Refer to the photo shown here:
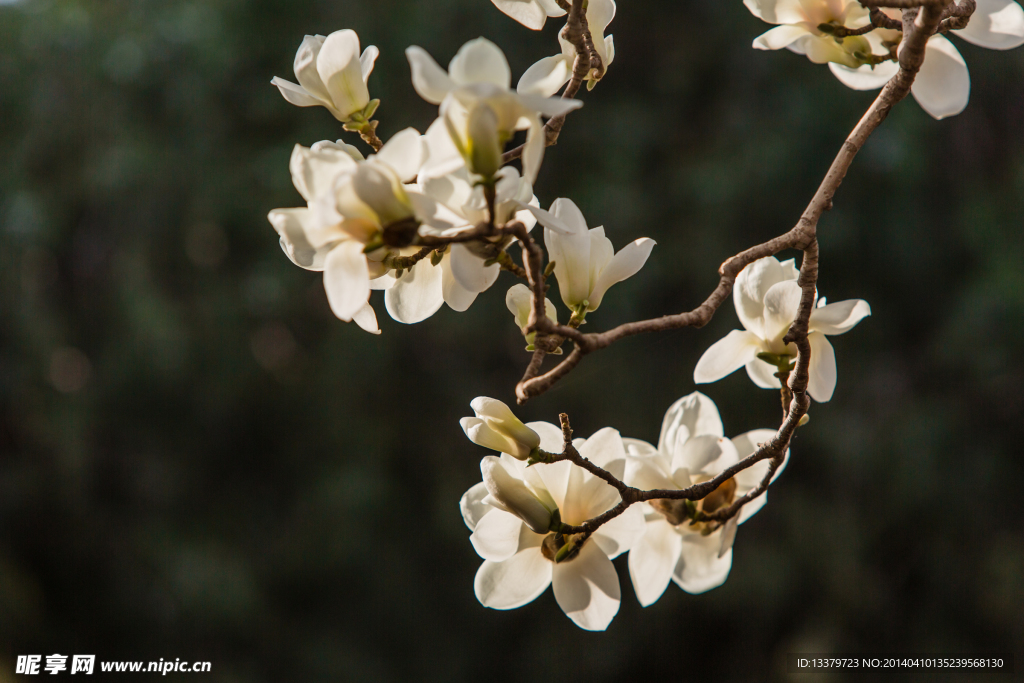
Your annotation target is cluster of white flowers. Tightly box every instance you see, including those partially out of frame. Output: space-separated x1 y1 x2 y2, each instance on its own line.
746 0 1024 119
459 392 787 630
264 0 1016 632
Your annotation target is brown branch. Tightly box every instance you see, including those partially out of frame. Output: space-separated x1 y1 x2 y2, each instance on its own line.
513 0 947 404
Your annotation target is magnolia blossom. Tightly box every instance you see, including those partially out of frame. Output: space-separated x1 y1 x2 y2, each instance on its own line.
460 397 541 460
267 129 430 329
624 392 788 605
406 38 582 182
518 0 617 95
693 256 870 402
461 422 644 630
490 0 566 29
525 198 655 315
272 30 379 122
828 1 1024 119
746 0 1024 119
506 284 560 352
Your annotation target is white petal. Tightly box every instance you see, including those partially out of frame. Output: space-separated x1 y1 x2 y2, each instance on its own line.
460 481 492 530
693 330 763 384
475 544 552 610
621 437 659 458
829 61 899 91
588 237 656 311
552 542 621 631
322 240 370 321
587 0 617 33
910 35 970 120
628 520 684 607
406 46 455 104
317 30 369 118
732 428 789 524
352 301 382 335
591 503 645 559
359 45 379 82
745 357 783 389
954 0 1024 49
743 0 807 23
658 391 725 456
271 77 325 108
481 456 553 534
470 508 524 561
268 208 331 271
518 55 571 97
623 453 676 491
672 435 735 479
289 143 358 204
673 532 733 594
375 128 426 182
385 260 445 324
807 332 837 402
516 93 584 119
761 280 803 344
491 0 549 29
577 426 626 469
753 24 812 51
520 115 546 185
448 38 511 90
449 244 500 293
441 256 479 312
809 298 871 335
525 420 566 453
733 256 792 337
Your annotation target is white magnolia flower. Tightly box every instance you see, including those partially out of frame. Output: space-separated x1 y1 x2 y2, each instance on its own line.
693 256 870 402
746 0 1024 120
518 0 617 95
828 2 1024 119
461 397 542 460
624 392 788 605
272 30 379 122
267 130 432 328
506 284 560 352
406 38 582 182
461 423 645 630
525 198 655 315
491 0 566 29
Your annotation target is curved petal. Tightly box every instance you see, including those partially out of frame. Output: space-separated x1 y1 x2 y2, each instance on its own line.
753 24 812 50
291 35 330 100
744 357 783 389
624 453 675 491
323 240 370 321
910 35 970 120
628 520 684 607
807 332 837 402
591 504 645 559
588 237 656 311
492 0 549 29
359 45 379 82
271 77 324 108
449 244 500 293
954 0 1024 49
441 256 479 312
621 437 659 458
552 541 621 631
481 456 553 534
577 426 626 469
536 0 568 15
693 330 763 384
525 420 567 453
352 301 381 335
809 298 871 335
384 261 444 324
470 508 524 561
460 481 492 530
289 143 358 204
672 435 736 479
673 533 733 594
520 115 546 184
406 46 455 104
475 545 552 610
517 54 572 97
743 0 807 23
448 38 511 90
829 60 899 91
732 428 788 484
317 30 369 118
733 256 792 337
587 0 616 33
375 128 425 182
268 208 331 271
761 280 803 345
658 391 725 456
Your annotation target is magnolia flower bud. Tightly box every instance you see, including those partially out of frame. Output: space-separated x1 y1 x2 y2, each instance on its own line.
460 397 541 460
506 284 559 350
465 104 503 179
480 456 554 534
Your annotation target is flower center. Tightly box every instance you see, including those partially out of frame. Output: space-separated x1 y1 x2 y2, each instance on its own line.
540 532 583 563
650 477 738 531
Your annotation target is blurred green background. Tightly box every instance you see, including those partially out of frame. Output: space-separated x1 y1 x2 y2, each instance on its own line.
2 0 1023 680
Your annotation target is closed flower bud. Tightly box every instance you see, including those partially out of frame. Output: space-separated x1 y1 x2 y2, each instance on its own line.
480 456 554 533
460 396 541 460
